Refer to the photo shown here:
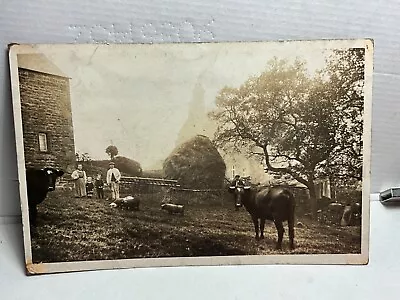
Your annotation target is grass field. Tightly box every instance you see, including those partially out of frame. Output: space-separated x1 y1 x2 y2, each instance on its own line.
30 189 361 263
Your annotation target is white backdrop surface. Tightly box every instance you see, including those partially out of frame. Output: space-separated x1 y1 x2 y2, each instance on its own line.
0 0 399 298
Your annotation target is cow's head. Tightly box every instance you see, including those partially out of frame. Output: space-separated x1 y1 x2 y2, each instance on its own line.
229 185 251 208
41 167 64 191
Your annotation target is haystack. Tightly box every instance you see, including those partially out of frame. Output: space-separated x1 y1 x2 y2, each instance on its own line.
163 135 226 189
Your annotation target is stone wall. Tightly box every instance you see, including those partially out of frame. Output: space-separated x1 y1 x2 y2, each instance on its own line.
18 68 76 173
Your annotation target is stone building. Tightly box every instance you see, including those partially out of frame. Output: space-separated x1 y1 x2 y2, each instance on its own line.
17 53 76 174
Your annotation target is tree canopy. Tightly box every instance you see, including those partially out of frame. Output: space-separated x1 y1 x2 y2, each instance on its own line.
317 48 365 187
105 145 119 160
76 151 92 163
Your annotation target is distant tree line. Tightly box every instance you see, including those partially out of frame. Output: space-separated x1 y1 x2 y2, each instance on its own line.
75 145 142 177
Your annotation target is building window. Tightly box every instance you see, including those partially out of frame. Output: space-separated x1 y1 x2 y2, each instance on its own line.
38 133 48 152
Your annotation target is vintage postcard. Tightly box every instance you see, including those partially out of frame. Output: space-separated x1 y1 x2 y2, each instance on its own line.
8 39 373 275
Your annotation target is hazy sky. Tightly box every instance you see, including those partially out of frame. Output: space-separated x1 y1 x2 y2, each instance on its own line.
35 41 335 169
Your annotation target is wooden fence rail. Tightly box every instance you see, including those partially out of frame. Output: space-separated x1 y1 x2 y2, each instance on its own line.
120 176 180 187
119 176 229 204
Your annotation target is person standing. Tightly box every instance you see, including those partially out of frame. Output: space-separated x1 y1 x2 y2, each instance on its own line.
230 174 244 188
106 161 121 201
94 173 105 199
71 164 87 198
86 176 94 198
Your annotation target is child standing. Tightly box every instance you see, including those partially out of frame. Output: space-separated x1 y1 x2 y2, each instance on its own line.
95 174 105 199
86 176 94 198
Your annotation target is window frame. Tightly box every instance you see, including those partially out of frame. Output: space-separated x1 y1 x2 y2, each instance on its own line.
38 132 50 153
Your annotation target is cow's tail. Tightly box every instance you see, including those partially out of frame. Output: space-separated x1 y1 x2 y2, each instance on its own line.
285 189 296 249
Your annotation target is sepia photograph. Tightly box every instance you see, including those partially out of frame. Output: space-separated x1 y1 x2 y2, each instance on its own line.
8 39 372 275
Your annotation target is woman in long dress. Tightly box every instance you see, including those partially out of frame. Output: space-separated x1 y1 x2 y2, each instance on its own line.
71 164 87 198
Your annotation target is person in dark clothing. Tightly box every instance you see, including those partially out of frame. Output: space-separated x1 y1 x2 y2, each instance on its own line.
95 174 105 199
86 176 94 198
230 174 245 188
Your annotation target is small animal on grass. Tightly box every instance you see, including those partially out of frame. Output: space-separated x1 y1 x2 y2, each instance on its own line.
230 184 296 250
161 203 184 215
25 167 64 227
110 195 140 210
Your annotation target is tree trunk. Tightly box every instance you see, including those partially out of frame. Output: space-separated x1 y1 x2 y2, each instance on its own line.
308 182 318 220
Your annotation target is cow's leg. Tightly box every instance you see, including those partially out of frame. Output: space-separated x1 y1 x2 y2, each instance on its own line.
288 214 295 250
252 217 260 240
259 218 266 239
273 219 284 250
29 204 37 227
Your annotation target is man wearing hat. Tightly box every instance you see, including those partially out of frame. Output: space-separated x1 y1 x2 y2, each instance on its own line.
106 161 121 201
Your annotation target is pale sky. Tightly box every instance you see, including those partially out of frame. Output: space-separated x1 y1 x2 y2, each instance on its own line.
35 41 335 170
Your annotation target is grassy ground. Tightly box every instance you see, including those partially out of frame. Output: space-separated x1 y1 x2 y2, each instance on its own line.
30 189 361 263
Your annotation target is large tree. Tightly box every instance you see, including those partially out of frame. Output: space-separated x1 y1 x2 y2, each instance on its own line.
210 52 365 219
105 145 119 160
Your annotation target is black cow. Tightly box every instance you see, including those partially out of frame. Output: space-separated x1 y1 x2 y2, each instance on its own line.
25 167 64 227
230 184 296 250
